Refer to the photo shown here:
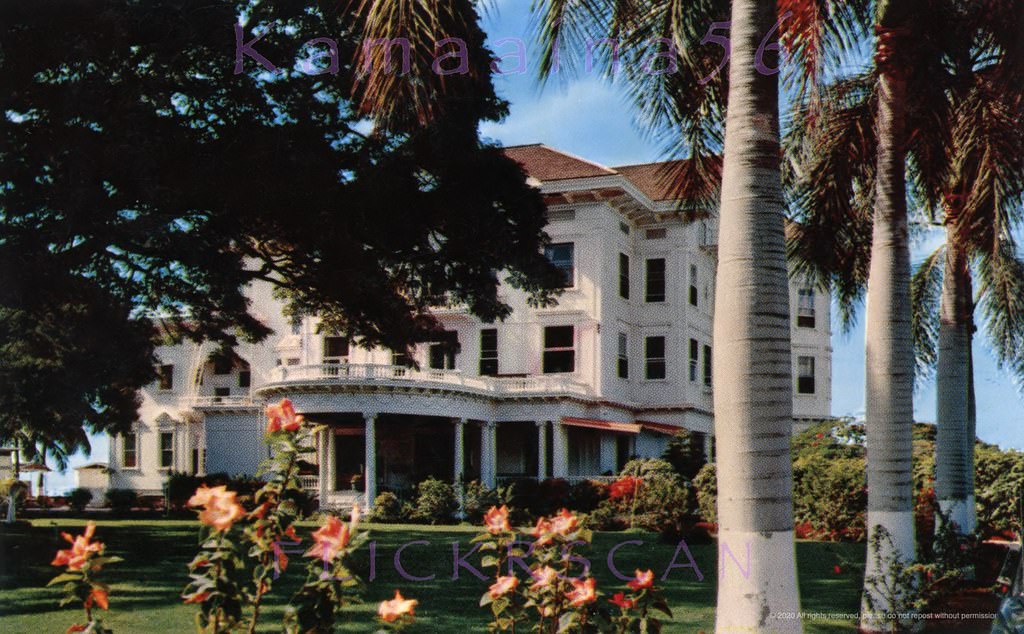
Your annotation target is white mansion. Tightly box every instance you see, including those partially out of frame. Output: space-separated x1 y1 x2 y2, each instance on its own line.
107 145 832 509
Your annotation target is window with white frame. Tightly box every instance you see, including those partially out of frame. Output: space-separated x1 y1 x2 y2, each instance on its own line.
544 243 575 288
159 432 174 469
703 344 712 387
645 258 666 303
689 264 699 306
619 253 630 299
617 332 629 379
645 336 666 380
428 331 458 370
122 431 138 469
797 356 816 394
797 288 816 328
323 336 349 363
543 326 575 374
479 329 498 376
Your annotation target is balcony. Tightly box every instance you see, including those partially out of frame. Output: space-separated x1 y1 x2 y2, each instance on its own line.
261 364 594 399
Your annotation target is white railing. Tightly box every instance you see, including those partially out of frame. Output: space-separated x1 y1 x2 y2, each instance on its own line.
299 475 320 491
189 395 255 408
266 364 594 398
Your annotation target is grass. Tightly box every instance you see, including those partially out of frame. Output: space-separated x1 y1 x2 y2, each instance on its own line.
0 519 865 633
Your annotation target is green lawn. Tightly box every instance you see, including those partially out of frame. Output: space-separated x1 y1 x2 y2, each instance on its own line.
0 519 864 633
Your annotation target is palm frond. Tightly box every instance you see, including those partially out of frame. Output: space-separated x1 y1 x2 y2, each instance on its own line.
784 73 877 331
910 245 945 381
976 235 1024 382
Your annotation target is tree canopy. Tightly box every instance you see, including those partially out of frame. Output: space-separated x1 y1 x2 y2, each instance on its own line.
0 0 563 453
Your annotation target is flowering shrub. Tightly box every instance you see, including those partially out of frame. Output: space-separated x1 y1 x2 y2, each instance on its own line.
475 505 672 633
174 398 412 633
49 521 122 634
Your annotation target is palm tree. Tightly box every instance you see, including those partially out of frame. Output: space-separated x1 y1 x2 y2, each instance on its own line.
787 2 1024 626
911 66 1024 536
528 0 808 628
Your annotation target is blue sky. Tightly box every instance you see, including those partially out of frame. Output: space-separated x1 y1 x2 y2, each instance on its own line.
40 5 1021 493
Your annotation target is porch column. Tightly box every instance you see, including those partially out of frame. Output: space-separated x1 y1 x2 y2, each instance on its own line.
363 412 378 509
326 426 336 493
551 420 569 478
481 421 497 488
703 433 714 463
318 428 329 510
535 421 549 480
454 418 466 516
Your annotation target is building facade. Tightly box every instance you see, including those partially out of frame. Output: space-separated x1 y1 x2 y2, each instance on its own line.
107 145 832 508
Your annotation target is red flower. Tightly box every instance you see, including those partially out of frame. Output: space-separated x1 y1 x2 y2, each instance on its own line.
484 505 511 535
183 591 211 604
266 398 303 433
815 432 824 439
187 485 244 532
66 625 88 634
609 476 643 500
530 566 558 590
833 565 841 574
609 592 636 610
627 569 654 591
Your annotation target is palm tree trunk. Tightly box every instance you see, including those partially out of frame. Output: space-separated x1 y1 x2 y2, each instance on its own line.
935 235 973 534
712 1 800 631
965 333 977 534
860 16 916 631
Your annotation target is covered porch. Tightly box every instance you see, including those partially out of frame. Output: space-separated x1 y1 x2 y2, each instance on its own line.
308 414 655 510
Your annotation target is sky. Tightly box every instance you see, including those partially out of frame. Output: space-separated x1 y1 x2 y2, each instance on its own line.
39 5 1021 494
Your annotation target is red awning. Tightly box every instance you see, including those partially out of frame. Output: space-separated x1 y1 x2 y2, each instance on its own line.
561 417 640 434
636 421 682 435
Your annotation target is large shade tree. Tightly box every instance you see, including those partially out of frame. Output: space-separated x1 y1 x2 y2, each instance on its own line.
0 0 563 456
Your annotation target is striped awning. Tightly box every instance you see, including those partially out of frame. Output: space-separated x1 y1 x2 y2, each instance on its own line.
561 417 641 434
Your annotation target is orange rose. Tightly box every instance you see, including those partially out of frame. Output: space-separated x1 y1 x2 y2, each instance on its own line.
304 515 350 563
530 517 553 545
483 505 511 534
188 485 244 532
51 522 103 571
566 577 596 606
85 587 109 610
266 398 303 433
489 575 519 598
627 569 654 591
378 590 417 623
549 509 579 536
530 565 558 590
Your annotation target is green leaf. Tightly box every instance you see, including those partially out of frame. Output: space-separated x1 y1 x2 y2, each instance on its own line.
47 573 81 586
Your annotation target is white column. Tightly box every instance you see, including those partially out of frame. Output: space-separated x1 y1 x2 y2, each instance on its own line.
536 421 548 480
703 432 715 463
481 421 497 488
363 412 377 509
326 426 337 494
454 419 466 516
318 428 329 510
551 420 569 478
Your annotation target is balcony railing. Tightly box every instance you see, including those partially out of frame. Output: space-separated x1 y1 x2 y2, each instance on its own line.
264 364 593 398
188 395 256 408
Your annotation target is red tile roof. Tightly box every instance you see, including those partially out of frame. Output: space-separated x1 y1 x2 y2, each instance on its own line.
503 144 717 203
503 144 617 181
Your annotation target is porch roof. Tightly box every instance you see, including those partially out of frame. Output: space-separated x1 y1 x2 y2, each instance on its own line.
561 417 640 434
635 420 683 435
